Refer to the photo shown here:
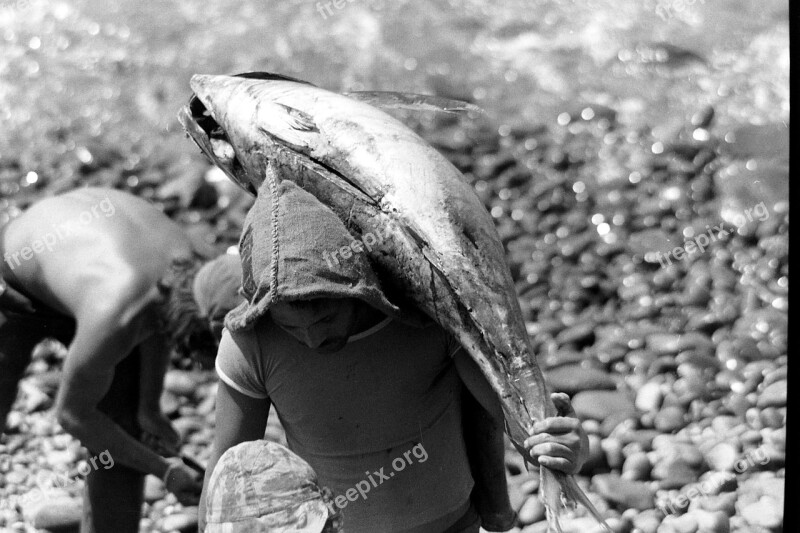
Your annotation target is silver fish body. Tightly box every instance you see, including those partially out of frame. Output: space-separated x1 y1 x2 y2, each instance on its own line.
179 73 608 532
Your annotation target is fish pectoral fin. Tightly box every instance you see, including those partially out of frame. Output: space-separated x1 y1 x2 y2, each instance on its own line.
256 101 320 148
344 91 486 116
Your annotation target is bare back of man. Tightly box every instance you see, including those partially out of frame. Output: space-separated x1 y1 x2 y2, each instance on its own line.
4 187 192 317
1 188 212 533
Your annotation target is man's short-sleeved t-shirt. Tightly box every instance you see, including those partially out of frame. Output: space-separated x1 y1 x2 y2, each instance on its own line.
216 316 474 533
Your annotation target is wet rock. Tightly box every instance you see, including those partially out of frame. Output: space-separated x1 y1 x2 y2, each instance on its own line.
647 356 679 378
692 509 730 533
601 437 624 469
621 429 662 451
164 370 201 398
646 333 683 355
653 457 698 490
542 349 586 369
720 123 789 161
4 410 24 432
195 393 217 418
31 339 69 361
161 508 199 532
691 492 738 516
633 509 663 533
29 415 56 436
23 497 82 531
708 416 739 436
554 322 596 346
18 380 52 414
559 516 617 533
520 521 550 533
756 380 786 408
703 443 738 472
660 509 730 533
657 512 697 533
31 370 63 396
756 443 785 469
763 426 786 452
5 469 27 485
739 429 762 446
573 391 637 423
160 391 181 417
654 406 687 433
761 367 787 388
720 390 749 416
738 497 782 530
636 382 664 412
676 351 719 372
691 106 715 129
592 473 655 511
144 475 166 503
627 349 658 374
507 472 536 512
715 161 787 227
580 434 607 475
622 452 651 481
172 416 205 441
543 365 616 395
518 496 545 525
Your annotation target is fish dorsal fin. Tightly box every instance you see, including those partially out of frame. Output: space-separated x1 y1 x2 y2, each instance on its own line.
344 91 485 115
233 71 317 86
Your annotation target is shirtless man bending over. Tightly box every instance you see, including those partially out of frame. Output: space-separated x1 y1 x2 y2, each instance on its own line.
0 187 242 533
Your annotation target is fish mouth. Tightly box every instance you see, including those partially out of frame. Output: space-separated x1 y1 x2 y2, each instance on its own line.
178 94 257 196
179 71 317 196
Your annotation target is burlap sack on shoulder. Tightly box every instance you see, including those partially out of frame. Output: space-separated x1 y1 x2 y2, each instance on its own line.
225 170 401 332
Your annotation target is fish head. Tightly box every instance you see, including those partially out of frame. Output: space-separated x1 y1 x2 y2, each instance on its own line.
178 72 319 196
178 80 256 195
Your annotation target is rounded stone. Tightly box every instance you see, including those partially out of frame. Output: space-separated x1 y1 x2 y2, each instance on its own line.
636 382 664 412
654 406 687 433
704 443 738 472
518 495 546 525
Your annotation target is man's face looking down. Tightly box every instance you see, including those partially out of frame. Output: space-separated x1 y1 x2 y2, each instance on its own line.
270 298 360 354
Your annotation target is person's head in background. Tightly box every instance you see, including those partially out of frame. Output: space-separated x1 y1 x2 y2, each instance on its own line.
159 253 244 367
204 440 343 533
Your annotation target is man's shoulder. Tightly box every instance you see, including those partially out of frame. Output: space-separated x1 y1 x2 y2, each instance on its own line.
381 317 451 341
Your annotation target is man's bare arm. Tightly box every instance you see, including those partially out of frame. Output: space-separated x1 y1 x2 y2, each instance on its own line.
54 311 173 479
199 381 270 531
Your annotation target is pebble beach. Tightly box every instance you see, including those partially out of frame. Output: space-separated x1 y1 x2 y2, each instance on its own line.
0 1 788 532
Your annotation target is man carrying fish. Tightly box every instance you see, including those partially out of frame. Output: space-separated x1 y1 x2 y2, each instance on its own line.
199 179 588 532
0 188 243 532
182 72 605 531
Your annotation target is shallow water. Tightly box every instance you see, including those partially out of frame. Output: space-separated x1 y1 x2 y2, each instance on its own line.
0 0 789 193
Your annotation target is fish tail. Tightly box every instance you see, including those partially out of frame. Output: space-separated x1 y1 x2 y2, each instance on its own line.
540 467 613 533
540 467 565 533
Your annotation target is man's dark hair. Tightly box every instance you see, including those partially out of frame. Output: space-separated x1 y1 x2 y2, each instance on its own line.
157 257 215 360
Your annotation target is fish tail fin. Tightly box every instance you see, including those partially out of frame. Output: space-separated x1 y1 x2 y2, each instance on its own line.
540 467 613 533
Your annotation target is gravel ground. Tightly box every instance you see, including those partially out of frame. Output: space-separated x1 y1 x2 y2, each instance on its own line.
0 1 787 532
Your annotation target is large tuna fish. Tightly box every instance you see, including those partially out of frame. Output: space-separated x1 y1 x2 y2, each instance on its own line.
178 72 609 532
